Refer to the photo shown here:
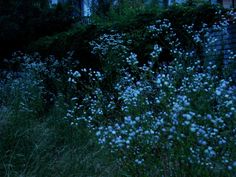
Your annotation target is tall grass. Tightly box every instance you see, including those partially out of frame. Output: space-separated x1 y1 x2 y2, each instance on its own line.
0 55 121 177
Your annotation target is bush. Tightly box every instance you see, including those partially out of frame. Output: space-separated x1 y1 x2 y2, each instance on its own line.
28 24 105 68
0 2 75 65
0 52 119 176
0 52 96 174
27 3 229 71
66 8 236 176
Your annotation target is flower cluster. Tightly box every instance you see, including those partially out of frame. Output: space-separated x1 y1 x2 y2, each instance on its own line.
90 33 128 57
1 52 77 114
68 54 236 172
0 54 46 114
67 10 236 174
150 44 162 58
147 19 182 57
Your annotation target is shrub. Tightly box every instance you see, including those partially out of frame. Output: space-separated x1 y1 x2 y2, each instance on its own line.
27 3 231 71
0 53 120 177
0 2 75 64
66 8 236 176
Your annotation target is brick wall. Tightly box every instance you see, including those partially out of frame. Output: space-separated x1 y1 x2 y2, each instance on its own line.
206 23 236 78
223 0 236 8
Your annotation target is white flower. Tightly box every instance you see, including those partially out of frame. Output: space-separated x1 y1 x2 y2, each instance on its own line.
216 89 221 96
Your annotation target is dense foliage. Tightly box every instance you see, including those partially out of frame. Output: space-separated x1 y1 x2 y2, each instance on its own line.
0 52 120 177
27 4 230 68
0 2 236 177
0 0 75 65
66 9 236 176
